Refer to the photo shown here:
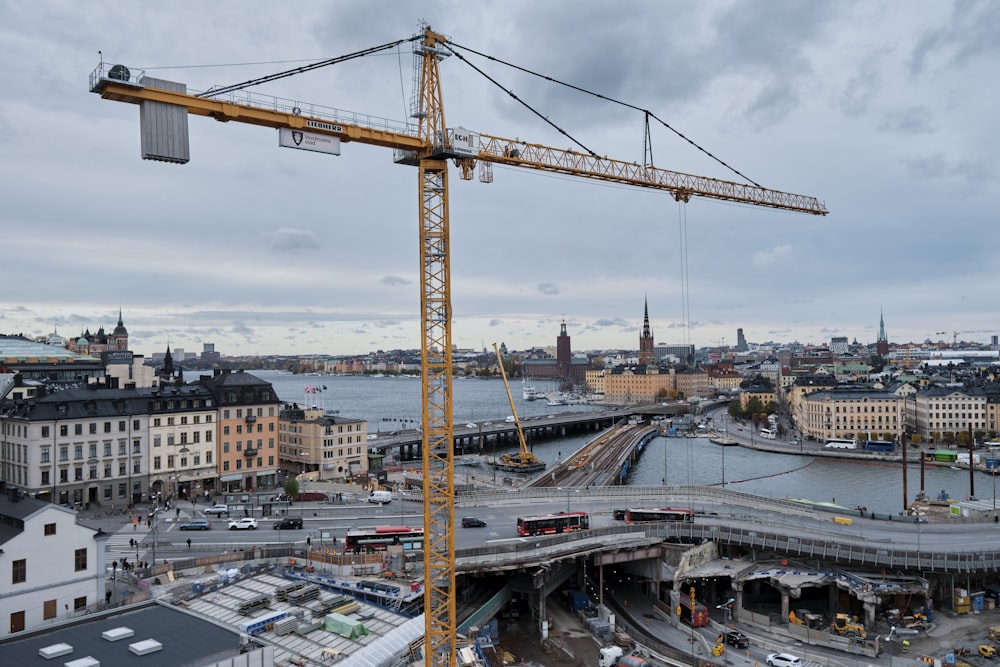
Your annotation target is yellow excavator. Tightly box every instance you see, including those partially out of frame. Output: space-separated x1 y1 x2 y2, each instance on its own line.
491 343 546 474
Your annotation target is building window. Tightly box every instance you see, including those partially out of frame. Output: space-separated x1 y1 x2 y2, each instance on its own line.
74 548 87 572
60 469 69 483
43 600 56 620
104 442 112 457
119 420 127 432
60 424 68 437
74 596 87 610
133 419 140 430
12 558 26 584
153 434 161 447
41 426 50 438
89 423 97 434
104 422 112 433
41 447 50 463
153 418 162 427
74 445 83 460
44 523 56 536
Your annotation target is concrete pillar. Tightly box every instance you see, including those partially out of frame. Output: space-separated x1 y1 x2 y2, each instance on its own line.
864 602 876 629
539 590 548 640
781 591 790 625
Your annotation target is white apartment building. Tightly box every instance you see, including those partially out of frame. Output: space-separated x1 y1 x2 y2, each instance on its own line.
0 490 107 635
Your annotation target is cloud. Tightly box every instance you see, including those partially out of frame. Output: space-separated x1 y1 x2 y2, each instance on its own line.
537 283 559 296
751 244 793 268
262 228 320 252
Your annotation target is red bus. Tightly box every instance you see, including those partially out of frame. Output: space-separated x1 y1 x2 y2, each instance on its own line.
625 508 695 524
516 511 590 536
345 525 423 552
679 592 708 627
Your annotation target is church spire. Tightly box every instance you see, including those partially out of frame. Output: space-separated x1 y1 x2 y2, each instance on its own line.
639 297 655 365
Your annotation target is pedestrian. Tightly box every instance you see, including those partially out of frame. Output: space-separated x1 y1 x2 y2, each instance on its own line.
129 538 134 548
187 537 192 549
132 518 137 531
175 507 180 519
105 589 112 605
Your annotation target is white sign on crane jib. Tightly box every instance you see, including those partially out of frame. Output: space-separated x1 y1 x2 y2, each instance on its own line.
278 128 341 156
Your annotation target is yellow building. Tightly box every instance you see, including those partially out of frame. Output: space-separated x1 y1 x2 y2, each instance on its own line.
278 405 368 481
801 390 902 442
603 366 673 404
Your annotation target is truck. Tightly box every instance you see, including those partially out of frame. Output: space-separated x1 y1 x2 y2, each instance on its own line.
599 647 649 667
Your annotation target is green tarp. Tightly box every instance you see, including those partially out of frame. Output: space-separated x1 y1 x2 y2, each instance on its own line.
323 612 369 639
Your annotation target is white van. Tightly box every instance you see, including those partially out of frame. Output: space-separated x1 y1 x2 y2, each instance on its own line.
367 490 393 504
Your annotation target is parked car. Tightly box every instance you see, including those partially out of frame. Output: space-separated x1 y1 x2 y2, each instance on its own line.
725 632 749 648
228 517 258 530
461 517 486 528
203 504 229 516
179 519 211 531
766 653 801 667
273 516 303 530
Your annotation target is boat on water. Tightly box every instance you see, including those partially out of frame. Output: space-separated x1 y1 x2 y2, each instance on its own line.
545 392 568 406
522 379 538 401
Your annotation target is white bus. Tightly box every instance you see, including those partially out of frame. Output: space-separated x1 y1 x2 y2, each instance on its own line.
759 428 777 440
824 438 858 450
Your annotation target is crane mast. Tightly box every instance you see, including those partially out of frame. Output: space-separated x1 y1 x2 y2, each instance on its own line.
413 30 459 664
88 25 826 666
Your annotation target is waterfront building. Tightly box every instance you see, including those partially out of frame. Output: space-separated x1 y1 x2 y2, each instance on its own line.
906 385 990 444
196 369 281 493
603 365 672 404
0 490 107 634
784 374 838 426
277 405 368 481
801 389 902 442
740 385 776 413
672 367 709 400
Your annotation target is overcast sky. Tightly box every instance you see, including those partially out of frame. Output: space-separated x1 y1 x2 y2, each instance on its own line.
1 2 997 358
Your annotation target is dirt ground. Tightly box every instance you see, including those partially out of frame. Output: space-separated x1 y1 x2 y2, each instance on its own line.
492 605 603 667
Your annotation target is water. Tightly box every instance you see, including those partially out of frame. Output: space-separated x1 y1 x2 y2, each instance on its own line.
253 371 984 515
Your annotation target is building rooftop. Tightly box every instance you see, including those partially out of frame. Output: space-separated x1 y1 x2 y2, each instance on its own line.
0 603 241 666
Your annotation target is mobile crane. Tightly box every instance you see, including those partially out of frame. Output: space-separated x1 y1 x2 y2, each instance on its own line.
491 342 545 474
89 25 827 666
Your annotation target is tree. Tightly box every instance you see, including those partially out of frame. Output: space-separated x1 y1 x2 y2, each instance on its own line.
727 401 742 420
284 478 300 501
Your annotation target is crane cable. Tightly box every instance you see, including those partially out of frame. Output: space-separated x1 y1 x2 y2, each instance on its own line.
438 41 599 158
678 200 691 350
446 40 762 188
195 37 421 99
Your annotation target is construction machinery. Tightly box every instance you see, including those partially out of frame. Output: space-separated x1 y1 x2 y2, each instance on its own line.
89 25 826 666
831 613 867 640
491 343 545 474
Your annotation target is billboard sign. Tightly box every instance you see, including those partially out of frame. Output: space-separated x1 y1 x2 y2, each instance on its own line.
278 128 341 156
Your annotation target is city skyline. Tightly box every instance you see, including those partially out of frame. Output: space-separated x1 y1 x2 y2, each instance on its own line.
1 3 997 355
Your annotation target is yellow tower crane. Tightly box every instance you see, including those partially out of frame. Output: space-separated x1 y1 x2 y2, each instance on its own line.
89 25 827 666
